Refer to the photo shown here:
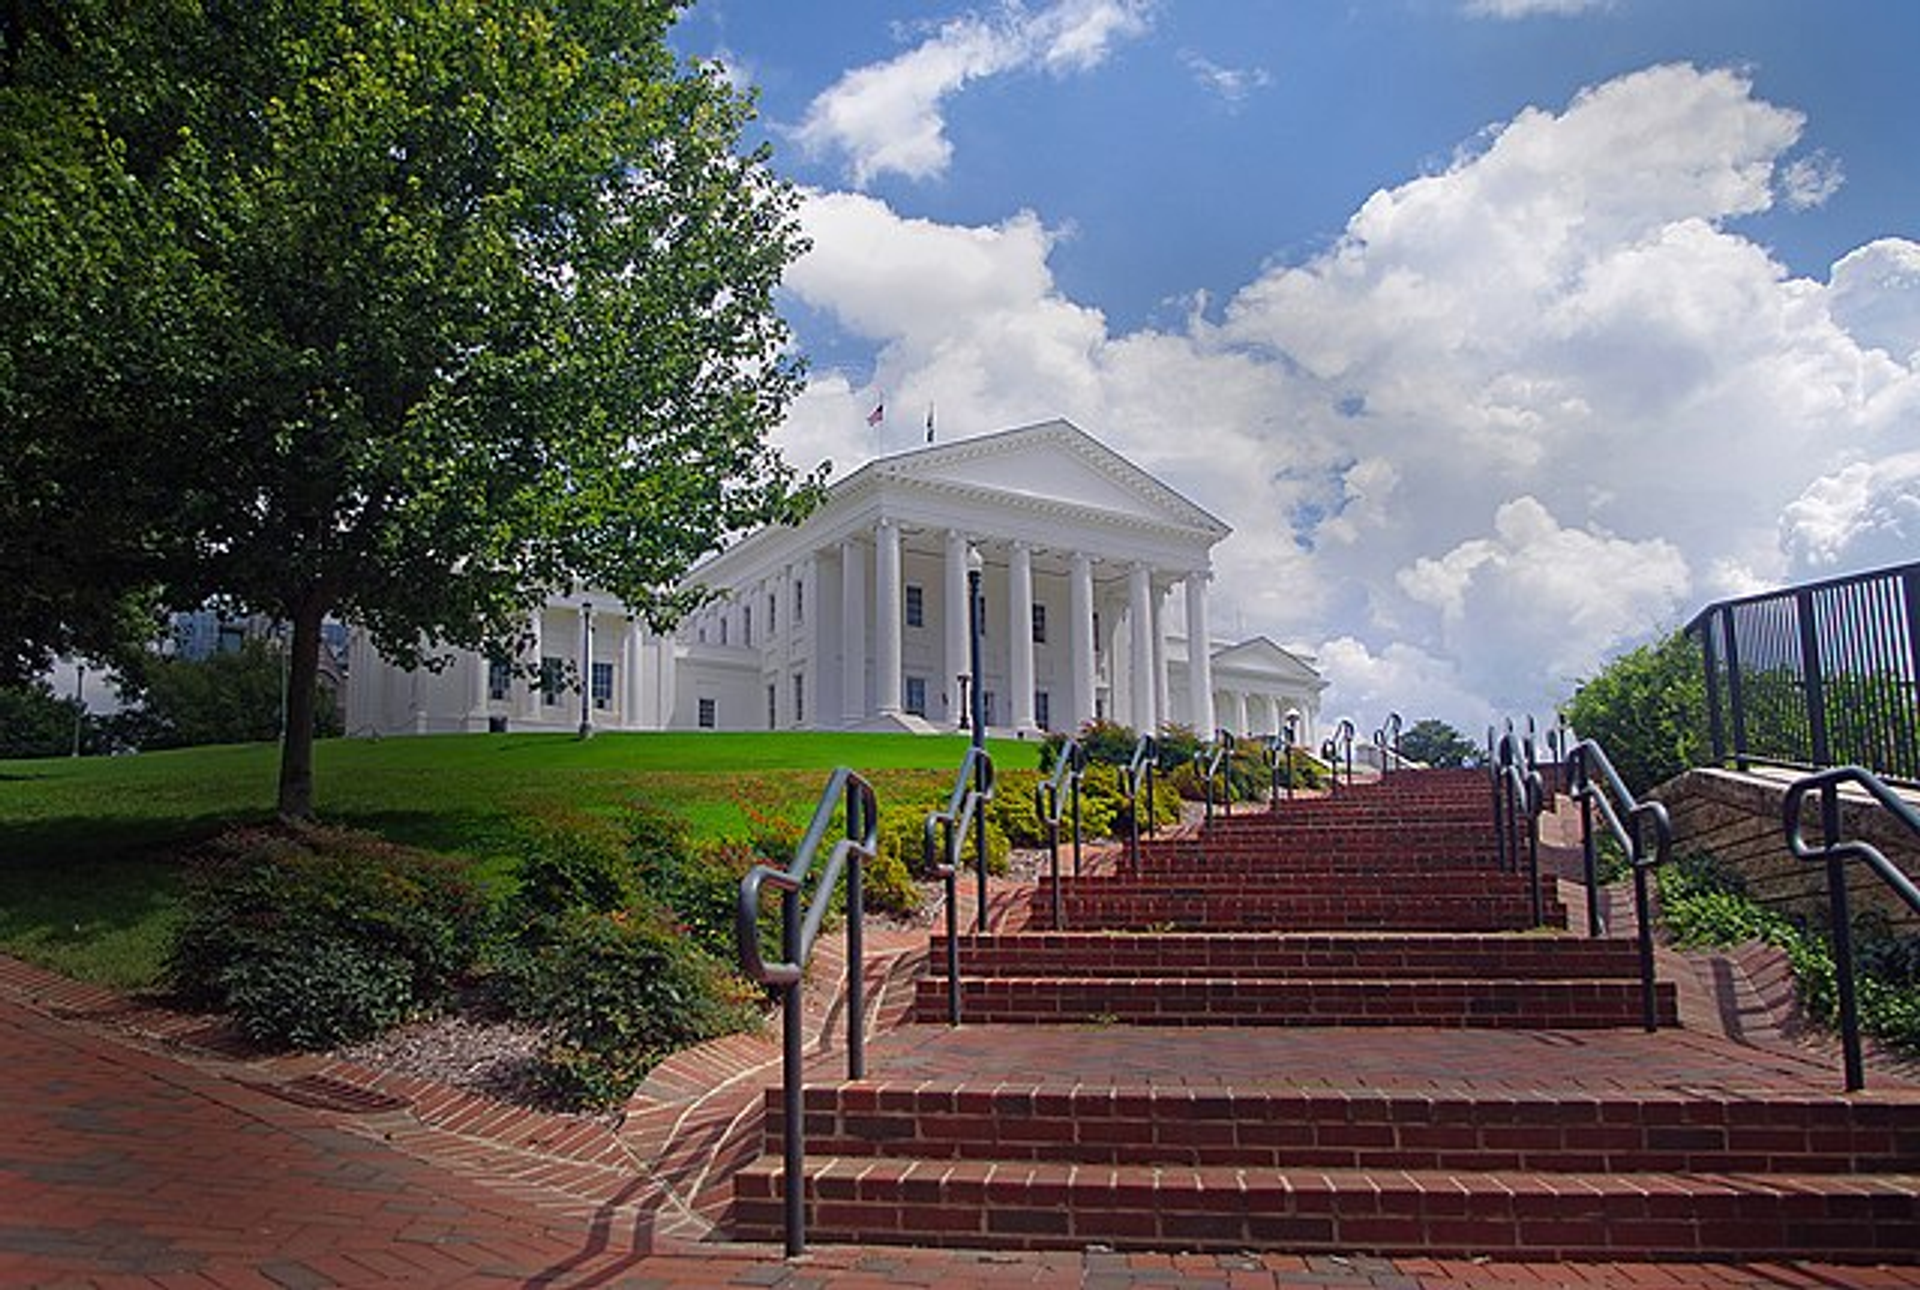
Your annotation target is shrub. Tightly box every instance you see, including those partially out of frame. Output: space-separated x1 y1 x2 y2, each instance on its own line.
510 818 636 920
169 825 488 1048
990 770 1047 848
505 905 755 1108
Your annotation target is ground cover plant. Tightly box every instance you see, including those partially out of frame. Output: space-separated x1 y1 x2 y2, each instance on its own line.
1657 851 1920 1059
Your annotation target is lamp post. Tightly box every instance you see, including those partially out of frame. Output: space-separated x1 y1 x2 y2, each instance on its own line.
578 602 594 739
967 547 989 931
70 664 85 758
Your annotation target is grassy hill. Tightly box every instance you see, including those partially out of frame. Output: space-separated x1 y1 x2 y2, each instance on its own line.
0 731 1043 987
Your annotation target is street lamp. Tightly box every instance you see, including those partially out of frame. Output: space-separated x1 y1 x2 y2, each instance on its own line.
70 664 85 758
966 546 989 931
578 602 594 739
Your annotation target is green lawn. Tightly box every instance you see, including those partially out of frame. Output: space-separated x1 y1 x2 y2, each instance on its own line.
0 731 1042 988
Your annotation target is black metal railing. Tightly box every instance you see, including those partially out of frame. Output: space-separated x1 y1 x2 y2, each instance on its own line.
1263 734 1291 806
1321 718 1356 790
734 768 878 1257
1039 738 1086 928
1492 729 1546 927
1372 712 1404 776
1688 560 1919 785
1198 729 1235 826
1782 765 1920 1091
923 744 995 1024
1567 738 1674 1031
1125 733 1159 870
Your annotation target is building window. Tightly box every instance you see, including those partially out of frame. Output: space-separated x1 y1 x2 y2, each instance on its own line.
1035 690 1050 731
1092 611 1102 654
540 656 563 706
905 584 924 628
768 684 777 730
718 617 728 646
743 605 752 647
698 697 717 729
794 578 804 624
793 672 805 724
982 690 996 727
1031 603 1048 644
905 676 927 716
768 592 778 634
591 661 614 710
487 657 512 702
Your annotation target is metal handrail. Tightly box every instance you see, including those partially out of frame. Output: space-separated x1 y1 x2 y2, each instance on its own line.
734 767 878 1257
1782 765 1920 1091
1263 734 1291 806
1568 738 1674 1031
1321 719 1355 790
1199 729 1235 826
1125 733 1158 870
1039 738 1086 928
923 745 995 1024
1493 731 1546 927
1374 712 1403 777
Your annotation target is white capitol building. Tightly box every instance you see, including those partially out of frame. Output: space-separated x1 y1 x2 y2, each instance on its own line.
345 419 1326 743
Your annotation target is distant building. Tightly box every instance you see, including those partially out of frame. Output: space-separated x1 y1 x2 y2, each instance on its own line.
345 419 1327 741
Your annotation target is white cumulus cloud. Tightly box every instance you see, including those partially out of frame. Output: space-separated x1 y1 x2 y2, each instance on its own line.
796 0 1153 187
774 62 1920 733
1780 452 1920 579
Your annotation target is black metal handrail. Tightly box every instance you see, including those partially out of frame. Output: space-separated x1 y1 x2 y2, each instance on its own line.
1125 733 1158 870
923 744 995 1024
1688 560 1919 785
1493 731 1546 927
1263 734 1291 806
1782 765 1920 1091
1321 718 1355 790
734 767 878 1257
1372 712 1404 777
1198 729 1235 826
1567 738 1674 1031
1039 738 1086 928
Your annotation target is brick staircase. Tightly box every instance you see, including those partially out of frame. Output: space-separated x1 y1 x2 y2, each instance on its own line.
729 768 1920 1261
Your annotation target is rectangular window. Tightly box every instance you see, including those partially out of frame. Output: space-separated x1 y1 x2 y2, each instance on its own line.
718 617 728 646
487 657 512 702
591 661 614 710
793 672 805 724
1092 611 1102 654
540 656 563 706
1035 689 1050 731
794 578 804 624
742 605 752 647
905 583 924 628
768 592 778 634
982 690 997 727
697 697 716 729
905 676 927 716
768 683 777 730
1031 603 1048 644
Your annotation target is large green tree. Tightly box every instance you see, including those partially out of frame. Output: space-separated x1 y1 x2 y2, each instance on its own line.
1561 629 1708 797
1398 718 1481 769
2 1 813 816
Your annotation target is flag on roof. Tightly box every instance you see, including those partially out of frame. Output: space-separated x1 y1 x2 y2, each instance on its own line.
866 400 884 427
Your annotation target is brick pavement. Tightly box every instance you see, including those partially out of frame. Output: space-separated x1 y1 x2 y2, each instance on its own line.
5 831 1920 1285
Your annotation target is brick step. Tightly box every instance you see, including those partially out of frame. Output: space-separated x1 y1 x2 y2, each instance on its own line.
928 932 1644 979
907 975 1671 1027
774 1083 1920 1174
729 1158 1920 1258
1112 855 1512 874
1049 889 1565 932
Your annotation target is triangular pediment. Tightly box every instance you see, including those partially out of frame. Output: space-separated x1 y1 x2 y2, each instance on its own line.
856 419 1228 537
1211 636 1326 686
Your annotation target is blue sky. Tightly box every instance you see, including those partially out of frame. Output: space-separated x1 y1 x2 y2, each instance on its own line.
668 0 1920 734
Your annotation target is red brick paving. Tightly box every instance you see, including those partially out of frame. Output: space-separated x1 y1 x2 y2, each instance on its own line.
5 809 1920 1286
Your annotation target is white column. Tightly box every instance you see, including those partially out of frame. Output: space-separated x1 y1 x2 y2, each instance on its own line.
624 617 644 728
1069 551 1096 733
1231 690 1248 736
1153 584 1171 732
470 649 488 728
875 518 903 716
841 536 866 725
1186 570 1215 736
657 635 677 730
1128 562 1155 734
520 608 544 721
944 529 970 727
1008 541 1036 732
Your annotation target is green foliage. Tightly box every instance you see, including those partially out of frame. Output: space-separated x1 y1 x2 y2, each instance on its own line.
500 904 755 1109
511 817 638 922
1075 719 1144 767
1398 718 1481 769
0 681 87 758
2 0 814 816
168 825 488 1048
1562 630 1708 796
991 770 1047 848
109 638 340 751
1654 853 1920 1057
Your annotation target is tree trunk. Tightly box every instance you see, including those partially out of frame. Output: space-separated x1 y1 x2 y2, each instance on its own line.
277 594 326 821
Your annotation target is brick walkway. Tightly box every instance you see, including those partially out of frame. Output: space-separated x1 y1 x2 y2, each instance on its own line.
5 835 1919 1285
